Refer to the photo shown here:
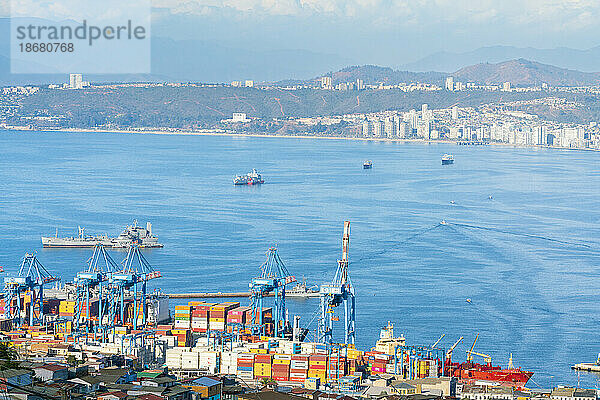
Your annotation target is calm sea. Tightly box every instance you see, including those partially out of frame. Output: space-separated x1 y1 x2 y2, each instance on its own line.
0 130 599 388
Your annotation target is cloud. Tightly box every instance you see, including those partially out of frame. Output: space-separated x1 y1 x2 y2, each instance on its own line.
149 0 600 32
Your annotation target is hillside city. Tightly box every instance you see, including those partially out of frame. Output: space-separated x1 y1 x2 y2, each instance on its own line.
1 73 600 150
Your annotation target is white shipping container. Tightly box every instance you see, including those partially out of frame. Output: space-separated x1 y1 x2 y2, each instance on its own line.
181 353 200 369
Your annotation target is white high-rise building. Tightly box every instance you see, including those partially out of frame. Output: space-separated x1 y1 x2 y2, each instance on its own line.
421 104 428 114
356 79 364 90
503 82 511 91
245 80 254 87
445 77 454 91
321 76 332 89
372 121 384 138
362 121 371 137
384 117 395 138
69 73 83 89
452 106 459 120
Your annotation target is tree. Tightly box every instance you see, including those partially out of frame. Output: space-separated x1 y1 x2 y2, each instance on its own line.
0 342 19 370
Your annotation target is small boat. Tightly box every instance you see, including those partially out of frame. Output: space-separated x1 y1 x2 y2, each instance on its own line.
234 169 264 185
363 160 373 169
442 154 454 165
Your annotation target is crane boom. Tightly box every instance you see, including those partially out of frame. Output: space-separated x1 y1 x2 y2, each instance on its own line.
466 333 479 362
446 336 463 360
432 333 445 349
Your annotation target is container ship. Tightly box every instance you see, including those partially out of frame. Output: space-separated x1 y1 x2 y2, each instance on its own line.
234 169 264 185
444 335 533 387
363 160 373 169
41 220 163 248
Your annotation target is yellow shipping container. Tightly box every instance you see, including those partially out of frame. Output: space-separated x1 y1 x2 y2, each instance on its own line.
171 329 189 335
273 359 291 365
209 318 225 323
309 361 327 366
308 370 327 378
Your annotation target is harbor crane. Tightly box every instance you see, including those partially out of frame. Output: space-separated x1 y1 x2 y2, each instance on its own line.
3 253 59 327
466 333 479 362
249 247 296 337
467 350 492 365
445 336 464 361
107 246 161 330
431 334 445 349
318 221 356 346
73 244 119 337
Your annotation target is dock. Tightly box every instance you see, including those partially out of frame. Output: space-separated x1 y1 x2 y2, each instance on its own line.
167 292 320 299
572 363 600 372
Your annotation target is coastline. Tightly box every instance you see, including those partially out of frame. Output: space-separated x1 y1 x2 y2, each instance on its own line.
2 126 599 153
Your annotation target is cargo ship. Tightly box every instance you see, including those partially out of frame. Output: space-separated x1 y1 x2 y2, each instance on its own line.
41 220 163 248
363 160 373 169
441 154 454 165
234 169 264 185
444 335 533 387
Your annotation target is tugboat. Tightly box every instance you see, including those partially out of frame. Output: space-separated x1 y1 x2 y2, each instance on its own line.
363 160 373 169
234 169 265 185
441 154 454 165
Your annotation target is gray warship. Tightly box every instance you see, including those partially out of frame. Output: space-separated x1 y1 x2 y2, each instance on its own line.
41 220 163 248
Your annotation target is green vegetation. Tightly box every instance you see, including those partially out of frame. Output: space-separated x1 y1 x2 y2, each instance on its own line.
7 86 576 130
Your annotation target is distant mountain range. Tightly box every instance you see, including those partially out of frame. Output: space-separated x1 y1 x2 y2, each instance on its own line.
315 59 600 87
401 45 600 73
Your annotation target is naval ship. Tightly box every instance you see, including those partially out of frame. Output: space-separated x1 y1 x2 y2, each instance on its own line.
41 220 163 248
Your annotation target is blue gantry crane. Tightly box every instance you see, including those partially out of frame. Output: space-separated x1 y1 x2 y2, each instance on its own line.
3 253 60 328
318 221 356 346
249 247 296 337
107 246 161 331
73 244 120 337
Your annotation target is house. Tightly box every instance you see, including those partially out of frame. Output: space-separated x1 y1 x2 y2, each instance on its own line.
69 375 102 394
95 368 137 385
33 363 69 382
182 377 223 400
141 376 178 388
239 391 308 400
290 388 322 400
552 388 577 400
0 369 33 388
461 384 513 400
573 389 596 400
98 390 129 400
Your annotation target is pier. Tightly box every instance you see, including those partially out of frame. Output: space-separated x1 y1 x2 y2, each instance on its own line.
167 291 320 299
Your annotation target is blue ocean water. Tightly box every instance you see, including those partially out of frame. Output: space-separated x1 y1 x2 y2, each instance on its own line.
0 130 599 388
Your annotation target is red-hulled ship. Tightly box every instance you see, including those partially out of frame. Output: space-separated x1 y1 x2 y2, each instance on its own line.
443 335 534 387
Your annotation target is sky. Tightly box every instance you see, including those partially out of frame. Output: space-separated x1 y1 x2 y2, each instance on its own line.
3 0 600 66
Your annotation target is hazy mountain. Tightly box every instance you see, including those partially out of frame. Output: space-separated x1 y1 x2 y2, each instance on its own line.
308 60 600 87
452 59 600 86
402 45 600 73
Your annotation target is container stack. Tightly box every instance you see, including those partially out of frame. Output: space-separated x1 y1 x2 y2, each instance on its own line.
328 356 347 379
181 350 199 370
308 354 327 382
191 303 213 332
174 305 191 329
254 353 273 380
171 329 192 347
290 354 309 382
272 354 291 381
227 306 249 328
197 350 219 373
209 302 240 332
59 300 75 318
220 351 238 374
371 353 389 374
237 353 255 380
